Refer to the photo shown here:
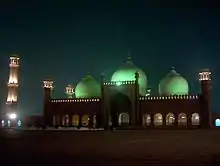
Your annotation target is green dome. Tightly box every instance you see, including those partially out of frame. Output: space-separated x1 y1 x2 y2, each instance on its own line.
111 56 147 96
75 73 101 98
159 68 189 96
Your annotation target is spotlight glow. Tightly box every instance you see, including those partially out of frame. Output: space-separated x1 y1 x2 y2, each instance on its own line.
9 113 17 119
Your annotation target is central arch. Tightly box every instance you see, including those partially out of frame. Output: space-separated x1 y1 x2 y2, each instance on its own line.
118 112 129 126
110 92 132 127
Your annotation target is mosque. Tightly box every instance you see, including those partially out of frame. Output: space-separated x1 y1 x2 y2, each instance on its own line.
42 55 213 129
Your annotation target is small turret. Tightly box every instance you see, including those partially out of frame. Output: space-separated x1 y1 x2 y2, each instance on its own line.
43 79 53 126
43 79 53 101
65 84 74 98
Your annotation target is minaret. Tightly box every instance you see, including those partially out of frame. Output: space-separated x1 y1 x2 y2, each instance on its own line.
198 69 212 128
6 55 19 115
43 79 53 101
65 84 74 98
43 79 53 126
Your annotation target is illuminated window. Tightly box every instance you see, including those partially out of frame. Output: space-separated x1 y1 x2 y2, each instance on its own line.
1 120 4 127
72 115 79 126
8 120 11 127
191 113 200 125
154 113 163 126
82 115 89 126
215 119 220 127
142 114 151 126
17 120 21 127
166 113 175 125
178 113 187 126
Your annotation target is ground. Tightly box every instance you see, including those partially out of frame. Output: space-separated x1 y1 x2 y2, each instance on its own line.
1 129 220 165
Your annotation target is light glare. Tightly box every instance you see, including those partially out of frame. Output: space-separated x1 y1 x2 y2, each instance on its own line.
9 113 17 119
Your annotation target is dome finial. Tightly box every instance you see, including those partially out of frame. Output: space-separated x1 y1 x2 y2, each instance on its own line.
126 51 132 63
168 66 179 76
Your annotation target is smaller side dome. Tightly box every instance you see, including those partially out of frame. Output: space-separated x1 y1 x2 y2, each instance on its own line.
75 73 101 98
159 68 189 96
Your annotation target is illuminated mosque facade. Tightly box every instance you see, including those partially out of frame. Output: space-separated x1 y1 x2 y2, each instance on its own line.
0 55 218 129
43 55 213 129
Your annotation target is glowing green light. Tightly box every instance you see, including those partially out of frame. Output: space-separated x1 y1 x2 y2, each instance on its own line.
111 59 147 96
116 82 122 86
159 69 188 95
75 74 101 98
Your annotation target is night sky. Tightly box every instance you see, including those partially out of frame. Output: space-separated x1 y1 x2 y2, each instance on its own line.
0 1 219 115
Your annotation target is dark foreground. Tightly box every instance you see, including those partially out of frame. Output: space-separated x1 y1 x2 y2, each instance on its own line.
1 129 220 165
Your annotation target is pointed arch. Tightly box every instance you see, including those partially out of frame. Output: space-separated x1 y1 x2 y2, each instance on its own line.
215 119 220 127
72 114 79 126
82 114 89 126
142 113 151 126
154 113 163 126
118 112 130 126
166 113 175 125
178 113 187 126
191 113 200 125
110 92 131 127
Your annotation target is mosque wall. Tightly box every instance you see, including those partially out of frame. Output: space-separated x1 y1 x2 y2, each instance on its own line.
44 99 101 127
139 95 203 128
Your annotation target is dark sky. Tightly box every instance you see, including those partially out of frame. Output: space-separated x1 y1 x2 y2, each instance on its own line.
0 1 219 115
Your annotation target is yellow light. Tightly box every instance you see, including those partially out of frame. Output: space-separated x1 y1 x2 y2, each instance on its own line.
199 71 211 81
43 80 53 89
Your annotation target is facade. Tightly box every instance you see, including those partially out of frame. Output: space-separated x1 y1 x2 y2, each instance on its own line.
43 56 213 129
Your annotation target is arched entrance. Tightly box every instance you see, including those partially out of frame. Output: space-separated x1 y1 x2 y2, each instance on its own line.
62 114 69 126
166 113 175 125
191 113 200 125
1 120 4 127
178 113 187 126
72 114 79 126
215 119 220 127
110 92 132 127
154 113 163 126
142 114 151 126
82 114 89 127
118 112 129 126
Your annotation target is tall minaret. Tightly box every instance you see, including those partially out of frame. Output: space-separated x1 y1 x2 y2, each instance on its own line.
43 79 53 126
199 69 212 128
6 55 20 114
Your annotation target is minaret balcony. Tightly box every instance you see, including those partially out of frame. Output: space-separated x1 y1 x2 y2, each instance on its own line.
8 83 19 87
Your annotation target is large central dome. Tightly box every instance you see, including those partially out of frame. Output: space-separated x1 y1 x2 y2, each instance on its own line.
111 56 147 96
